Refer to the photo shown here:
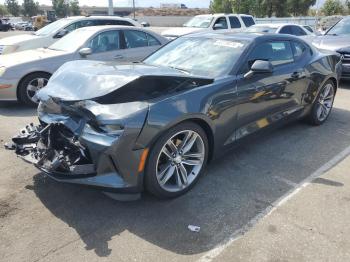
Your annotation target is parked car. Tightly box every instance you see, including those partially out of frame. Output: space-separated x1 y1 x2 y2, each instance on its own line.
14 21 32 30
0 16 142 55
6 32 341 200
161 13 255 40
0 19 12 31
311 16 350 79
246 23 314 37
0 25 168 106
303 25 321 35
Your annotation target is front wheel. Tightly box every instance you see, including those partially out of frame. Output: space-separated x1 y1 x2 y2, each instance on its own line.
145 122 209 199
18 72 51 107
307 80 335 126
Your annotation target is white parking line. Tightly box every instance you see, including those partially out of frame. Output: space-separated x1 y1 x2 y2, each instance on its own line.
197 144 350 262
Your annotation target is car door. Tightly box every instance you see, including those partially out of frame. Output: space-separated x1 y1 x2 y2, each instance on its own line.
82 30 124 61
235 40 304 139
120 29 162 62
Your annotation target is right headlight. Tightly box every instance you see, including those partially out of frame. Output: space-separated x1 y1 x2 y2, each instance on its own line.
2 45 19 55
0 66 6 77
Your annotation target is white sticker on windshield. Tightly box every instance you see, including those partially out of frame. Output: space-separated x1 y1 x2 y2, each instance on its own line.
214 40 244 48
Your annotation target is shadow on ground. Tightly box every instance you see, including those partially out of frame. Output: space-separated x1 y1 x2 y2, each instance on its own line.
0 101 36 117
27 106 350 257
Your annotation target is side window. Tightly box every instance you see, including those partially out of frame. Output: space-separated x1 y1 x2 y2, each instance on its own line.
248 41 294 67
279 26 293 35
65 20 95 32
229 16 241 29
64 22 78 32
292 41 307 60
291 26 307 36
241 16 255 27
88 30 120 53
146 33 161 46
214 17 228 30
123 30 149 48
111 20 134 26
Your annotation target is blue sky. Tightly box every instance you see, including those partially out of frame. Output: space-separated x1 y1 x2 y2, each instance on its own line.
0 0 211 8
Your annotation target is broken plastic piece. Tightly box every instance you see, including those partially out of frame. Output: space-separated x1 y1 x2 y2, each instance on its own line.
188 225 200 233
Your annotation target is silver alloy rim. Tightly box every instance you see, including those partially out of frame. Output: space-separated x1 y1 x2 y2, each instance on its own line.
317 83 335 122
156 130 205 192
26 77 48 103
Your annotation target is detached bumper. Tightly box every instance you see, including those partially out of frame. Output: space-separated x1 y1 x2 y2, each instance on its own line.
5 121 144 194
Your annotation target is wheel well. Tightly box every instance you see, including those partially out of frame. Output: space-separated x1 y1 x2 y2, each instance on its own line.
16 71 52 100
183 118 215 162
328 77 338 93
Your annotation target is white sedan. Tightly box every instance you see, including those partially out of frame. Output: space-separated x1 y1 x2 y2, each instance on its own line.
246 23 315 37
0 25 168 106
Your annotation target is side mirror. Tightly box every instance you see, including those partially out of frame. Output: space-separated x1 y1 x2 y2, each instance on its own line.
54 29 68 39
141 21 150 27
213 23 224 30
244 60 273 79
79 47 92 57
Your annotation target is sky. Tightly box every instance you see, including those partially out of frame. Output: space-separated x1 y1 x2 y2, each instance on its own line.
0 0 212 8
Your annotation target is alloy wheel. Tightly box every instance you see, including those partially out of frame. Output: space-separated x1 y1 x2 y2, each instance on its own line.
156 130 205 193
316 83 335 122
26 77 49 103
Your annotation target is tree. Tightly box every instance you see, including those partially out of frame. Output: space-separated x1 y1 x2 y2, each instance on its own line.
0 5 9 16
210 0 233 13
287 0 316 16
52 0 67 17
322 0 344 16
70 0 80 16
5 0 20 16
22 0 39 17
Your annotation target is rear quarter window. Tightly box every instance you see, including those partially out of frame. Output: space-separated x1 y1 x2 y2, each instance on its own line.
229 16 241 28
241 16 255 27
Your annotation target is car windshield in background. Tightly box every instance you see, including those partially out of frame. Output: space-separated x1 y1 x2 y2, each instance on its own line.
246 26 277 33
144 37 248 78
35 18 72 36
327 18 350 35
48 29 93 52
183 16 213 28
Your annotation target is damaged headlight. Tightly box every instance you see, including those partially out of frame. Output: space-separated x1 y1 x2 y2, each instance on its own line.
83 123 124 137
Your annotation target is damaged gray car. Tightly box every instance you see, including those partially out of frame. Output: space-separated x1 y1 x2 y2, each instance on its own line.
6 32 341 200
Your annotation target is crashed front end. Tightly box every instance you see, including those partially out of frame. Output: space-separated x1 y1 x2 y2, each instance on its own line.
6 97 150 197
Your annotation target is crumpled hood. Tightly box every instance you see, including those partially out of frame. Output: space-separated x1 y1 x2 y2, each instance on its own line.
161 27 205 37
37 60 213 102
0 33 41 45
311 35 350 51
0 48 66 68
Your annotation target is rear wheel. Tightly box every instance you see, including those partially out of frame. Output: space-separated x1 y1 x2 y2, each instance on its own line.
145 122 209 199
307 80 335 125
18 72 51 107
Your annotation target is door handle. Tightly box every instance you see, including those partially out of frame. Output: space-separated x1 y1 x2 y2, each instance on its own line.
114 55 124 59
291 72 301 79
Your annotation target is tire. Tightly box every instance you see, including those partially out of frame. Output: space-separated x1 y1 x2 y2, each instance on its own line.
145 122 209 199
18 72 51 107
307 80 335 126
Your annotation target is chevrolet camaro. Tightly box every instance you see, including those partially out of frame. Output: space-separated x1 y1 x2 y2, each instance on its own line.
6 32 342 200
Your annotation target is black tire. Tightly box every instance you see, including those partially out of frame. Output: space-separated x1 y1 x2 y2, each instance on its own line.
145 122 209 199
307 80 335 126
18 72 51 107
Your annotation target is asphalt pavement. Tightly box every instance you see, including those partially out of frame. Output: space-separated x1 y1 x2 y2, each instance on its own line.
1 31 350 262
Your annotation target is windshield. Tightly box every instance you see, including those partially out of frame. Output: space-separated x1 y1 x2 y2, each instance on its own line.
183 16 213 28
144 37 248 78
35 18 73 36
327 18 350 35
246 25 278 33
49 29 94 52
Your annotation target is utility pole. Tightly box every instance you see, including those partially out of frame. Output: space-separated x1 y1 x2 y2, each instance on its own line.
133 0 136 19
108 0 113 16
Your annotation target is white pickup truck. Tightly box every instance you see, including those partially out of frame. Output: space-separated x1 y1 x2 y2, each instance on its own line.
162 13 255 40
